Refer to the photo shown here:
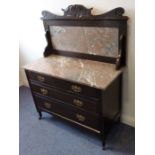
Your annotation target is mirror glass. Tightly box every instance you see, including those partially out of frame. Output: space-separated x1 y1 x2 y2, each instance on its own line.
50 26 118 57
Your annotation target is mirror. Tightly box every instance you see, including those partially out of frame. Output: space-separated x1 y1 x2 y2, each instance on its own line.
50 26 119 57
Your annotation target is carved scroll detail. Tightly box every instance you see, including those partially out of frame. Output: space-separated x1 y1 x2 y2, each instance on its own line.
42 11 58 19
97 7 125 17
41 4 127 20
43 31 53 57
62 4 93 18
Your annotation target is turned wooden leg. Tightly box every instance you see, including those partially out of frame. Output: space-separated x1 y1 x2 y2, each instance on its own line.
38 111 42 120
102 138 106 150
100 130 106 150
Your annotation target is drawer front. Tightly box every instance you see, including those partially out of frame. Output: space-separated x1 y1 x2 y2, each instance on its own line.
31 83 98 113
27 70 100 99
34 95 99 130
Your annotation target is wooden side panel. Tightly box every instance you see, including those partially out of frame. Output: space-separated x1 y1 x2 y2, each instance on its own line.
101 74 122 134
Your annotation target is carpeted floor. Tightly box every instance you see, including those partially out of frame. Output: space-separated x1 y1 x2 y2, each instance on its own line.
19 86 135 155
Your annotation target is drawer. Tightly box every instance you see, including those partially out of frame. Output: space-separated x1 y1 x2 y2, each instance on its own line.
31 83 99 113
26 70 100 99
34 94 99 130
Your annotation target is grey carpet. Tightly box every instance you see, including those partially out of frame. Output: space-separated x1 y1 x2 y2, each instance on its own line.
19 86 135 155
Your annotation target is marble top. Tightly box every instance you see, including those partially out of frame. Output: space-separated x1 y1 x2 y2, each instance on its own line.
50 26 118 57
24 55 121 90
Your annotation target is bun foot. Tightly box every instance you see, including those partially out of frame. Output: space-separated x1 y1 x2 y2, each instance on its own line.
102 145 106 150
102 140 106 150
38 111 42 120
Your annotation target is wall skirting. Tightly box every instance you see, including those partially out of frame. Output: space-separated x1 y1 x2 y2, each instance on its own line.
121 114 135 127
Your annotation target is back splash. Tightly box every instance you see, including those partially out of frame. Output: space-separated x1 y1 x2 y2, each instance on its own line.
50 26 119 57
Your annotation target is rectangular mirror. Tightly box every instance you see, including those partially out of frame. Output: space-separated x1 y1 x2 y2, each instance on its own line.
50 26 119 58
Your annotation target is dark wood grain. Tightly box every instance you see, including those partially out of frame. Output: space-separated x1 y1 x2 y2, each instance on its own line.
27 70 101 99
52 50 116 64
30 82 99 114
101 73 122 134
25 70 43 119
34 94 100 130
41 5 128 20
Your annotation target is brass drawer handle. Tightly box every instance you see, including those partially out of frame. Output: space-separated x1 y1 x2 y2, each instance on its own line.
40 88 48 95
71 85 82 93
37 75 45 82
44 102 51 109
73 99 83 107
76 114 86 122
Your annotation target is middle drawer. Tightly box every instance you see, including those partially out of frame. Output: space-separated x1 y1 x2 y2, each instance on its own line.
31 82 99 114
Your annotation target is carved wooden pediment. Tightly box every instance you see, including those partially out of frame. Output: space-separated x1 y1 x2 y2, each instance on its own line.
41 4 128 20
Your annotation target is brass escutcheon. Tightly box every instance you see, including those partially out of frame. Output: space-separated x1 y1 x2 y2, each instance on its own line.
44 102 51 109
71 85 82 93
40 88 48 95
76 114 86 122
73 99 83 107
37 75 45 82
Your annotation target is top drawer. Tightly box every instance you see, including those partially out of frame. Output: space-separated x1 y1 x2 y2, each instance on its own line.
26 70 101 99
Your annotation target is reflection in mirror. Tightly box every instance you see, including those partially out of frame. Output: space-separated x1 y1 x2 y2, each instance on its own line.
50 26 118 57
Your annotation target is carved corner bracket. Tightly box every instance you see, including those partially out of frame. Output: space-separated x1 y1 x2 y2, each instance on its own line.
43 31 53 57
116 54 121 70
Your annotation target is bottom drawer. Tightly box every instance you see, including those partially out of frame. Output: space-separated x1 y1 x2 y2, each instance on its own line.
34 94 99 130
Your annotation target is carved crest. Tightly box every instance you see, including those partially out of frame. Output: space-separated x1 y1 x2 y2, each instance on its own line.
41 4 127 20
62 4 93 18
